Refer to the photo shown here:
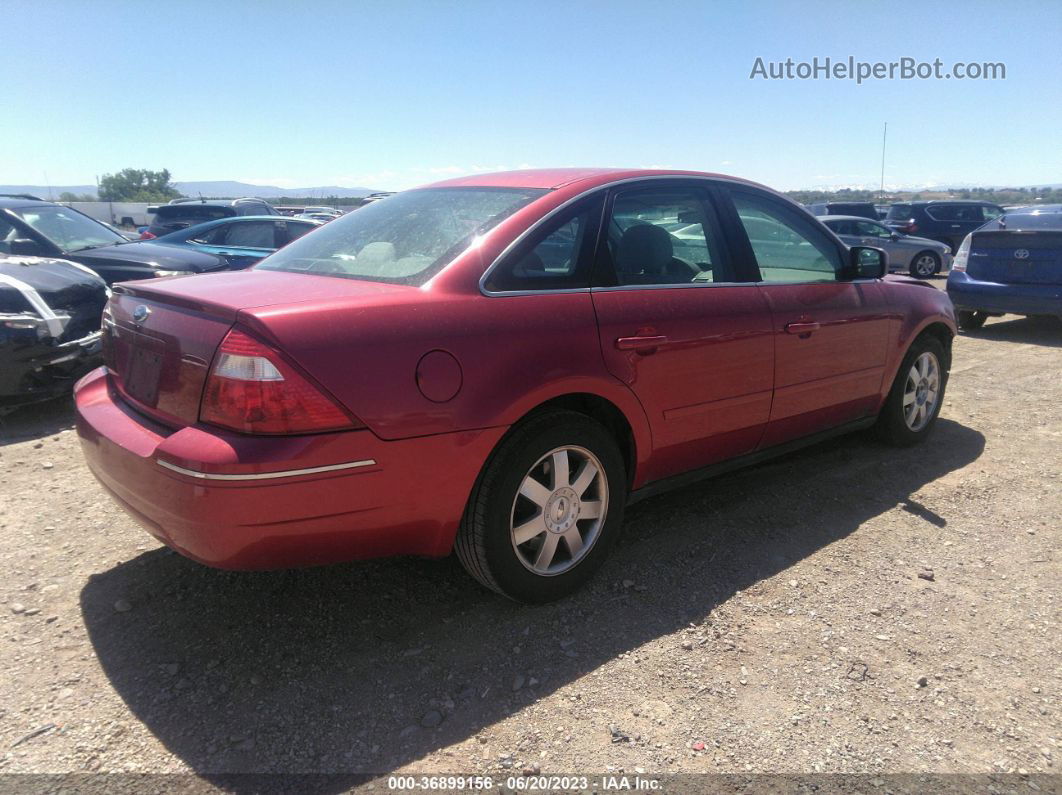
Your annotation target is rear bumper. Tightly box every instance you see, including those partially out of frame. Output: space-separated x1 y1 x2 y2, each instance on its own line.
74 367 506 569
946 272 1062 316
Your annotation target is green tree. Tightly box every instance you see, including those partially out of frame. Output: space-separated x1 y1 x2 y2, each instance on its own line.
98 169 182 202
58 191 95 202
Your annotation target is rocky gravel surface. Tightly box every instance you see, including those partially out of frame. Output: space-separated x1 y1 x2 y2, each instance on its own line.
0 312 1058 790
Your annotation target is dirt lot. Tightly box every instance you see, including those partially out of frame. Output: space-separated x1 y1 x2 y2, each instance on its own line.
0 309 1058 789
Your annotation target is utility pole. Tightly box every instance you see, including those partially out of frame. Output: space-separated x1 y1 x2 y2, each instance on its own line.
880 122 888 201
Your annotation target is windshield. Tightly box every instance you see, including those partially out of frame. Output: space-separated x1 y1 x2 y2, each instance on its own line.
256 187 547 285
12 205 124 252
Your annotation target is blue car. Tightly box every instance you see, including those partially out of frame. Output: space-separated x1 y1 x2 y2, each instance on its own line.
152 216 321 270
947 205 1062 330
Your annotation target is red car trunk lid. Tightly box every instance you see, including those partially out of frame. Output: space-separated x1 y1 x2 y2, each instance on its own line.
104 270 412 427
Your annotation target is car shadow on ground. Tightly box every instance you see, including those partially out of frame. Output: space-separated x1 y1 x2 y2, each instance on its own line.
965 315 1062 348
79 419 984 791
0 396 75 446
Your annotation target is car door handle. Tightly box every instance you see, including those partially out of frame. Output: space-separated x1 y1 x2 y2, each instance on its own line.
785 321 820 335
616 335 668 352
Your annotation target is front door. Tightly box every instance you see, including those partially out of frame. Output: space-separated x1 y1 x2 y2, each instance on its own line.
590 183 774 483
723 189 891 448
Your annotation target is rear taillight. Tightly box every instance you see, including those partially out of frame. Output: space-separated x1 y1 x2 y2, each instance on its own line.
139 231 156 240
201 329 360 435
951 234 972 272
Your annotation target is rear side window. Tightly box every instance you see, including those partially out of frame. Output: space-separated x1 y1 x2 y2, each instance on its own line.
886 204 912 220
285 221 317 243
926 204 983 222
224 221 276 248
485 196 602 292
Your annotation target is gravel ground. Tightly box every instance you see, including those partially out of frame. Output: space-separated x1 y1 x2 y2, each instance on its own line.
0 309 1058 789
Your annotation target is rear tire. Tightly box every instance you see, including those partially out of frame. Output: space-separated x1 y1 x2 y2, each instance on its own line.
455 410 627 603
876 335 948 447
956 310 988 331
910 251 941 278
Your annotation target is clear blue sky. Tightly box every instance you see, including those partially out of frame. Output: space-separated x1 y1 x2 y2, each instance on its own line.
5 0 1059 191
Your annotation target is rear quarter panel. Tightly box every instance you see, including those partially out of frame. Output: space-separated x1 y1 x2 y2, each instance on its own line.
240 289 656 485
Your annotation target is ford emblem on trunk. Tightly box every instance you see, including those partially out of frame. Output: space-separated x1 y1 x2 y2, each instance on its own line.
132 305 151 325
1014 249 1030 260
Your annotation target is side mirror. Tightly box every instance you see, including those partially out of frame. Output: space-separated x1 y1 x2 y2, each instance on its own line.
10 238 46 257
847 246 886 279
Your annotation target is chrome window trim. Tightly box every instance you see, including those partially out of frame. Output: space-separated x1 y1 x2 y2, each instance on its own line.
157 458 377 481
478 174 767 297
590 281 757 292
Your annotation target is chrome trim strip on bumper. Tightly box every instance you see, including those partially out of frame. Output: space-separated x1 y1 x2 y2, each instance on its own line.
156 458 377 481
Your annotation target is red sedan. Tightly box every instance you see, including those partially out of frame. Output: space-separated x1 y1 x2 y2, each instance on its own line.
74 168 956 602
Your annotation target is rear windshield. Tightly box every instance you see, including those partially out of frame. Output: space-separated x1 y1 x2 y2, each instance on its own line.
991 213 1062 231
886 204 912 220
256 187 547 285
154 205 234 222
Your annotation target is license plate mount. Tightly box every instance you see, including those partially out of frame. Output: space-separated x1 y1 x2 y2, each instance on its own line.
125 346 163 405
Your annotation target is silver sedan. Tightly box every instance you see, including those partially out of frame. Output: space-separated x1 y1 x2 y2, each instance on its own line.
819 215 952 277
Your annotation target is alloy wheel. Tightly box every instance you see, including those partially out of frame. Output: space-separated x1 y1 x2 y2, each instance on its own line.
509 445 608 576
902 352 940 431
913 254 937 277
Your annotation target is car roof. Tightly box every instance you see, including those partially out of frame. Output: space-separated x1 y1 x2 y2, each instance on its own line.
0 196 57 209
1007 203 1062 214
818 215 885 222
902 199 1002 206
421 167 766 192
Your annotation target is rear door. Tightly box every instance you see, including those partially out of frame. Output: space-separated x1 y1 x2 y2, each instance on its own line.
927 204 1000 249
590 182 774 482
721 188 891 448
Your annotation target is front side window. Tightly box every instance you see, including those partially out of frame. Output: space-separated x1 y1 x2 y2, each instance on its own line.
733 193 843 283
598 188 731 286
10 205 124 252
258 187 546 286
981 205 1003 221
827 219 858 236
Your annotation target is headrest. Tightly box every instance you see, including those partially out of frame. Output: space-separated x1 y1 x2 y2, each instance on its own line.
615 224 673 276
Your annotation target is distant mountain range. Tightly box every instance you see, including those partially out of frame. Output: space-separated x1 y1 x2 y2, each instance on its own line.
0 181 378 200
3 179 1058 201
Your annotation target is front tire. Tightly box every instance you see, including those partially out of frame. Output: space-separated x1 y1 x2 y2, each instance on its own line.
910 251 941 278
455 410 627 603
876 335 948 446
